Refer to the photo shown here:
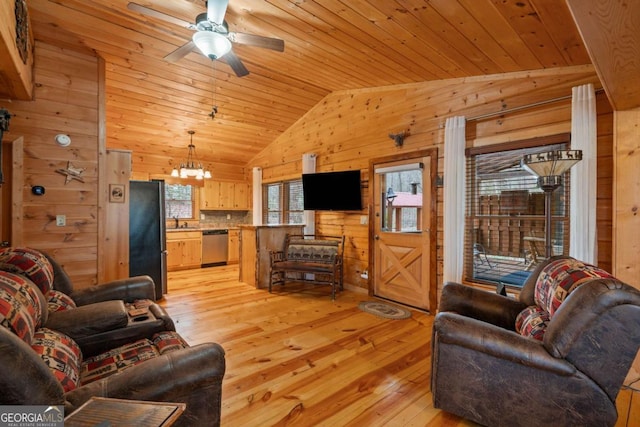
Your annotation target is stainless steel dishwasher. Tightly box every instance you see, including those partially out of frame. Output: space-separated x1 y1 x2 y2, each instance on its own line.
201 229 228 267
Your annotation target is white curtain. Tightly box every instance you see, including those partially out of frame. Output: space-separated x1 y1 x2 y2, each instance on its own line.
570 84 597 264
252 167 262 225
302 153 316 236
443 116 466 283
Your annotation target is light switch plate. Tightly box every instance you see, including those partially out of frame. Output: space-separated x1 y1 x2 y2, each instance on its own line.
56 215 66 226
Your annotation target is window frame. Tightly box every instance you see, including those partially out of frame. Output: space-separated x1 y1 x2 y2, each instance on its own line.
464 133 573 288
165 183 196 220
262 179 304 225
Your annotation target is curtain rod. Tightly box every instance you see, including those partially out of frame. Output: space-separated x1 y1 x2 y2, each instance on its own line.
466 88 604 122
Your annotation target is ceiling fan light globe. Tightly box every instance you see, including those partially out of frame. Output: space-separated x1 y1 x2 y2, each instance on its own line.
193 31 231 60
171 168 179 177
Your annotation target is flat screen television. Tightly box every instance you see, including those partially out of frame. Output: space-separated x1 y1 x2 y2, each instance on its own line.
302 170 362 211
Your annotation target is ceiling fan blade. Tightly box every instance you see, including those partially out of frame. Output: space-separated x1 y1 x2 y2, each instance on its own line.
228 32 284 52
207 0 229 26
222 50 249 77
127 2 193 28
164 41 196 62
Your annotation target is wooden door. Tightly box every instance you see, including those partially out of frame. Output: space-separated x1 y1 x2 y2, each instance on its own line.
369 149 437 311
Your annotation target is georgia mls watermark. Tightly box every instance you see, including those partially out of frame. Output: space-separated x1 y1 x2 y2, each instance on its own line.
0 406 64 427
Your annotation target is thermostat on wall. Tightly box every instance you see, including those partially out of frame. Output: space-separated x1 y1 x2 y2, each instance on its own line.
32 185 45 196
55 134 71 146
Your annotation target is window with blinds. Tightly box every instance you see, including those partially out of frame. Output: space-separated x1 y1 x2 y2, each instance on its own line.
464 137 572 288
263 179 304 225
165 183 194 219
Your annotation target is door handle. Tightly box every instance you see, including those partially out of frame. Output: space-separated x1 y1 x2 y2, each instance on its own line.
374 235 379 240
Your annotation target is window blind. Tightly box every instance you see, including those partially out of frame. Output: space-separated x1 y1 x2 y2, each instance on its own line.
464 140 572 288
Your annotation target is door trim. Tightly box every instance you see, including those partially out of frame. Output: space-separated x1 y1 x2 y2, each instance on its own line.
368 148 438 310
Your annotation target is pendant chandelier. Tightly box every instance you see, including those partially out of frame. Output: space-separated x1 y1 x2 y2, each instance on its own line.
171 130 211 180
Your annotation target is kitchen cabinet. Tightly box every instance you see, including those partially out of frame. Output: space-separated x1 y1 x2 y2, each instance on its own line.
200 181 250 210
166 230 202 271
200 181 220 210
227 229 239 264
233 183 250 209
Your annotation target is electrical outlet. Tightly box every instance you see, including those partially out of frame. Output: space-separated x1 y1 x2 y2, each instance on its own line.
360 215 368 225
226 214 231 220
56 215 66 226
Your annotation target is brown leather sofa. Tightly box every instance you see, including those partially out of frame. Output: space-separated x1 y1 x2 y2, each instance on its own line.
0 248 226 426
431 256 640 427
0 247 176 356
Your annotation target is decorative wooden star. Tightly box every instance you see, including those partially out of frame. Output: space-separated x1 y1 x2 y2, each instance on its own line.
55 161 85 184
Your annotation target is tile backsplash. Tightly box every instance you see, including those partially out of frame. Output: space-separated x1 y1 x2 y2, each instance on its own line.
200 210 251 228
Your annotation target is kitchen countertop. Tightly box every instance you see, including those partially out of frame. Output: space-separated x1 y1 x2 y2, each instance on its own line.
166 226 240 232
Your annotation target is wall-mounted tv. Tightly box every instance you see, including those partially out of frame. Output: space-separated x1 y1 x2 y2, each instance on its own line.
302 170 363 211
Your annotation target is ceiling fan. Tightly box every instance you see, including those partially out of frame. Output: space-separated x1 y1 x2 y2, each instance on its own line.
127 0 284 77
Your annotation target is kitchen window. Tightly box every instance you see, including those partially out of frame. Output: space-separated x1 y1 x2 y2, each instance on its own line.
263 180 304 225
165 183 194 219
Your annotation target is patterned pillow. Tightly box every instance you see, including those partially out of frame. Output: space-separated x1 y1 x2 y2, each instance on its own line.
287 241 338 262
47 290 77 312
515 306 550 341
0 247 54 296
31 328 82 393
81 338 160 385
0 271 44 343
534 258 614 316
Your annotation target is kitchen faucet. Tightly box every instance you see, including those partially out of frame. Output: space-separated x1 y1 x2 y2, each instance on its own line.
173 216 179 229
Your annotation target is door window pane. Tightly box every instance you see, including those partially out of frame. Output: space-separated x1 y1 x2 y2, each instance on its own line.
378 169 423 232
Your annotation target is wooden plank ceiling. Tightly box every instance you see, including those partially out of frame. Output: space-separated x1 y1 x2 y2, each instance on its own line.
27 0 591 173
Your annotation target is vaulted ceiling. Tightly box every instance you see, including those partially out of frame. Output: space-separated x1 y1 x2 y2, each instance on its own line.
27 0 594 173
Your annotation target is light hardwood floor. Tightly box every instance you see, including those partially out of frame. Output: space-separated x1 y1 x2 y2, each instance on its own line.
161 266 638 427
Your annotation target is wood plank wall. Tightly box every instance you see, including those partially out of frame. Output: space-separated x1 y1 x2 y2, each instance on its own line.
249 65 613 301
3 41 100 288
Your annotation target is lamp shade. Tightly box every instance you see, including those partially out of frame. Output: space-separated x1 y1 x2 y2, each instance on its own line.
192 31 232 60
522 149 582 178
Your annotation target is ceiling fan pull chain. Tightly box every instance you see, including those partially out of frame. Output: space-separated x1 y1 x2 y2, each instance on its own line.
210 61 218 120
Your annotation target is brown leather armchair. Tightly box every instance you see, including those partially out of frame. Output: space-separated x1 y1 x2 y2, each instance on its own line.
431 256 640 427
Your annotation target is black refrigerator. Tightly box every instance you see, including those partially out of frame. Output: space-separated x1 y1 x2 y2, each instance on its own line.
129 180 167 299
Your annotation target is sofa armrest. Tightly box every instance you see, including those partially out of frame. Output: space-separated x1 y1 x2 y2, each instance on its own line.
64 343 226 427
438 282 527 331
434 311 575 376
71 276 156 305
269 250 285 264
149 303 176 331
46 300 128 339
